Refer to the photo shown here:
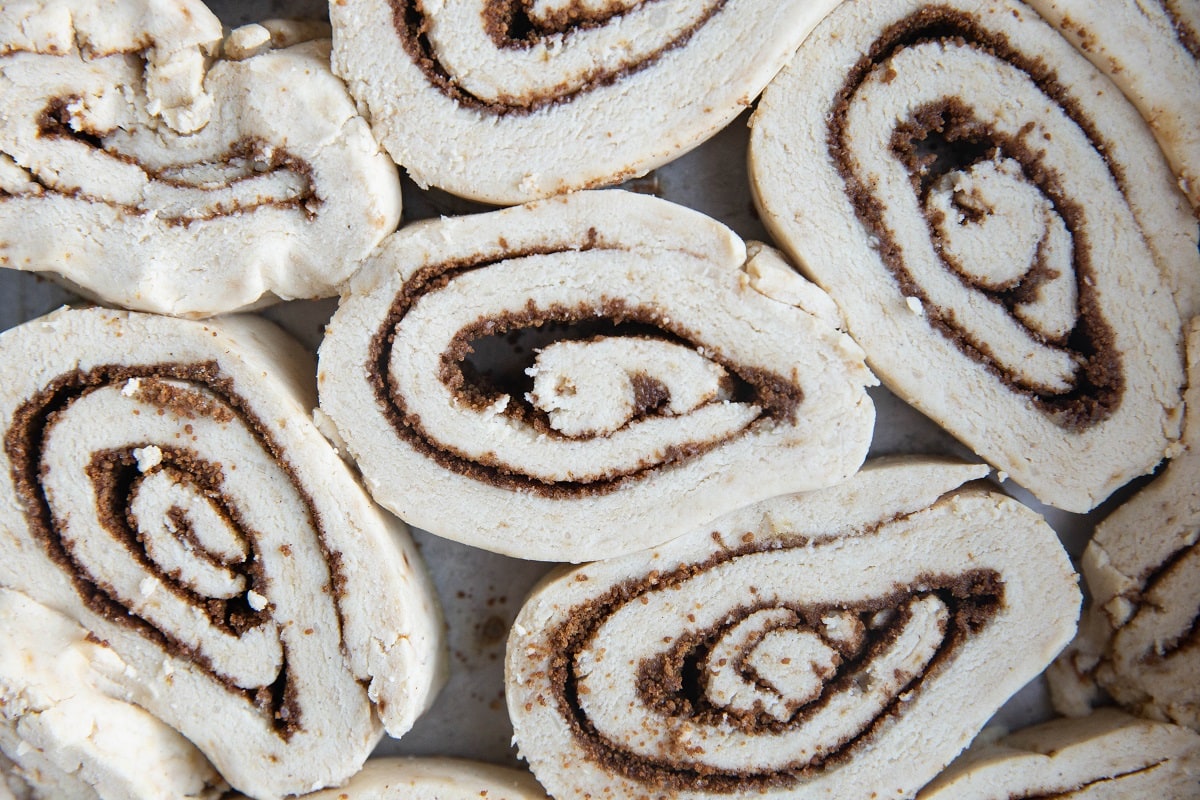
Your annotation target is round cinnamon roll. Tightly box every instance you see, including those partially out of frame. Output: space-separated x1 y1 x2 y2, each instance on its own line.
917 710 1200 799
317 190 877 562
329 0 843 204
1048 318 1200 730
749 0 1194 512
506 457 1081 799
302 757 547 799
0 307 446 800
0 2 401 317
0 588 229 800
1024 0 1200 219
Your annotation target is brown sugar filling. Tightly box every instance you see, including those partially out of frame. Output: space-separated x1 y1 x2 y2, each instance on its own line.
367 247 804 497
826 5 1124 430
16 98 320 224
387 0 727 114
539 538 1004 793
2 361 347 740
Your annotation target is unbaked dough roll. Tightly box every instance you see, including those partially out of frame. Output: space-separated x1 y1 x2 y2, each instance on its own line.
1025 0 1200 220
1048 318 1200 730
916 709 1200 799
749 0 1195 513
303 758 547 799
506 457 1080 800
0 588 229 800
0 1 401 318
318 190 877 562
0 307 446 800
329 0 842 204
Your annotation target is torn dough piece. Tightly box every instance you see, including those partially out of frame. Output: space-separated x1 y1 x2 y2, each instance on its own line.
0 4 401 317
749 0 1194 512
318 190 877 562
302 758 548 800
0 588 229 800
506 457 1080 800
1048 319 1200 730
917 710 1200 799
0 307 446 800
330 0 843 204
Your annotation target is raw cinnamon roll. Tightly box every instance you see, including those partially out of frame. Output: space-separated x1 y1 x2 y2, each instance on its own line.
0 588 229 800
0 1 401 318
0 307 446 800
917 710 1200 799
303 758 547 799
1025 0 1200 220
317 190 876 562
506 457 1081 799
749 0 1194 512
1048 318 1200 730
329 0 843 204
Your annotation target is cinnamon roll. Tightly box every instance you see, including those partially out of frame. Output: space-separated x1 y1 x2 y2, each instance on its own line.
0 1 401 318
329 0 843 204
505 457 1081 799
302 758 547 799
1024 0 1200 219
1048 318 1200 730
317 190 877 562
917 710 1200 799
749 0 1194 512
0 307 445 800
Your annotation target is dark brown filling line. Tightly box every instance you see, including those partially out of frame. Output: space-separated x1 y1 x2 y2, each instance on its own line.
3 361 349 740
1016 759 1166 799
827 6 1123 430
539 539 1003 793
367 244 803 498
388 0 726 114
1122 534 1200 664
1160 0 1200 61
1 96 321 226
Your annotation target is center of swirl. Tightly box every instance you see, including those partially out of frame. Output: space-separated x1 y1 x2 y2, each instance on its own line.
543 545 1003 793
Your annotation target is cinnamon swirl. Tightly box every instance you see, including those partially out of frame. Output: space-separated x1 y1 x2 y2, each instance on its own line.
317 190 877 561
506 457 1080 799
330 0 843 204
0 307 445 800
749 0 1194 512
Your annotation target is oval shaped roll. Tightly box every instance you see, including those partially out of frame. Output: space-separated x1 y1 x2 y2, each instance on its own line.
505 457 1081 800
0 588 229 800
1048 318 1200 730
917 710 1200 799
329 0 843 204
0 3 401 317
749 0 1195 512
317 189 876 562
0 307 446 800
303 758 548 799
